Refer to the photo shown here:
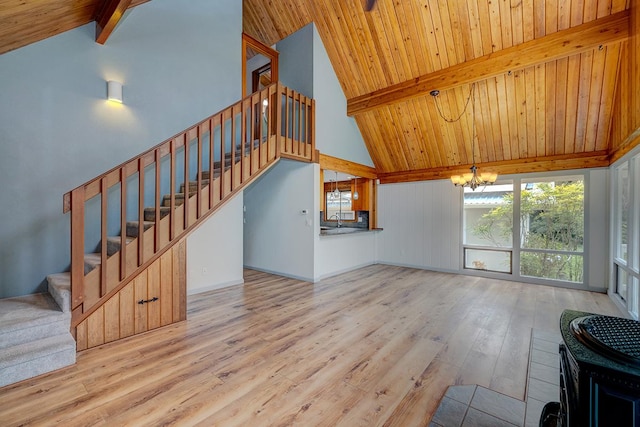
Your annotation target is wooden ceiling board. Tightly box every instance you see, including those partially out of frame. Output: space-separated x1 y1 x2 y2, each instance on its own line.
0 0 97 54
601 43 626 146
346 11 629 115
345 41 622 175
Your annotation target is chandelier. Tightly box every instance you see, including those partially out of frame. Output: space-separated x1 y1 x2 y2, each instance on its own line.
430 83 498 191
450 165 498 190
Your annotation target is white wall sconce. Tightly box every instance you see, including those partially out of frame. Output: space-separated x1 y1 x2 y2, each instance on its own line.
107 80 123 103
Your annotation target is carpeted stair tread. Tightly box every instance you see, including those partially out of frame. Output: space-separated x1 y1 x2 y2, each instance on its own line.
47 273 70 313
179 180 210 195
200 170 221 180
105 236 134 256
0 333 76 387
84 253 102 274
0 293 68 338
161 193 187 207
125 221 155 238
143 206 172 222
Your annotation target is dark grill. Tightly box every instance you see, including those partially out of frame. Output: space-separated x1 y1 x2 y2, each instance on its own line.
570 315 640 367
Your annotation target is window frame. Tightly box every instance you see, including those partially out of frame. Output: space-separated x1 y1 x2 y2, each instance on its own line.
462 172 587 288
611 150 640 319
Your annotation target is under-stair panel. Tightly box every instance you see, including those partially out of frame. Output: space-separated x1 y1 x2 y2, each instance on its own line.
75 240 186 351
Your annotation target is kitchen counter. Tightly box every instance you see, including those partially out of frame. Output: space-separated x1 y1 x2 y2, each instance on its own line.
319 227 381 236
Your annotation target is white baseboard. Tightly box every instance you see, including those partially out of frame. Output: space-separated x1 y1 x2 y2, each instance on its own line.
187 279 245 296
242 265 314 283
313 262 378 282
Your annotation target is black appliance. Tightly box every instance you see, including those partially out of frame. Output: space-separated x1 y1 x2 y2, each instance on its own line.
541 310 640 427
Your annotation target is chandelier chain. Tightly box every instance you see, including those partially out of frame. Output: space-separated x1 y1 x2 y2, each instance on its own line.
431 82 498 191
433 83 475 123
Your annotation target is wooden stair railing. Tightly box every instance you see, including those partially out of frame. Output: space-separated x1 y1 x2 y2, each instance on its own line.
63 83 316 328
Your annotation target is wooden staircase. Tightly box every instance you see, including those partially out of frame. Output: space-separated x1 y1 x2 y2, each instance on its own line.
60 83 316 350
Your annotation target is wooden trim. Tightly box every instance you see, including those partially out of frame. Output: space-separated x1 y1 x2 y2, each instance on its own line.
319 154 378 179
154 149 161 252
137 157 144 266
609 126 640 164
100 178 108 297
183 133 190 230
94 0 133 45
378 151 611 184
70 187 85 312
243 33 279 98
369 178 377 229
170 139 177 241
119 168 127 280
347 11 630 116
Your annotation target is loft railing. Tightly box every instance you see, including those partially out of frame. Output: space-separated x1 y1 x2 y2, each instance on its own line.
63 83 315 327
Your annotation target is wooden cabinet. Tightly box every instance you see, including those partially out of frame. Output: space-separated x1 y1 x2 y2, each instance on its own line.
351 179 370 211
76 240 187 351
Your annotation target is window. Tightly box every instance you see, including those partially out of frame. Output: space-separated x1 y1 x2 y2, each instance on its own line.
615 163 629 264
463 183 513 273
519 177 584 283
463 175 585 285
612 152 640 319
323 173 355 222
325 189 352 218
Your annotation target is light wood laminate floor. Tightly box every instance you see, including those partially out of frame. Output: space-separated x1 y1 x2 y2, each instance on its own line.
0 265 624 426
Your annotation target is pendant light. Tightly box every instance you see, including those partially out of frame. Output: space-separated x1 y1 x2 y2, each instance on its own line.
353 176 359 200
430 83 498 191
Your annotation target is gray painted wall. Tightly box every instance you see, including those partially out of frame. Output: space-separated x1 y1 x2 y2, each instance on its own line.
312 25 372 166
243 160 316 280
0 0 242 298
277 24 314 98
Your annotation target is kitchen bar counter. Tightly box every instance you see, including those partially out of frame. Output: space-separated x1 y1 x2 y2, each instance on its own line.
319 227 381 236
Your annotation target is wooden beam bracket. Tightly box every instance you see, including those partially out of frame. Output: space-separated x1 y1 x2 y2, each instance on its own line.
94 0 133 45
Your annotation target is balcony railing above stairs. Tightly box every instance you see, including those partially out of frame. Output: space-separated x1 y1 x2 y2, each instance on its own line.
63 83 316 328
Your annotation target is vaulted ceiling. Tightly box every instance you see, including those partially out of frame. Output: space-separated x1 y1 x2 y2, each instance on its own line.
0 0 150 54
1 0 638 183
244 0 640 183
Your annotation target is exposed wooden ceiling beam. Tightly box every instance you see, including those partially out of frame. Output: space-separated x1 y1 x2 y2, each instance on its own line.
377 152 611 184
319 154 378 179
347 10 630 116
95 0 133 45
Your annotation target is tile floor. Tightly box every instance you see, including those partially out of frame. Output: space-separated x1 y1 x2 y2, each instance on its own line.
429 329 561 427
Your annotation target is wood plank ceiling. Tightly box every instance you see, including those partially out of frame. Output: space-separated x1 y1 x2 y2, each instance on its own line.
0 0 635 183
0 0 148 54
244 0 636 182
